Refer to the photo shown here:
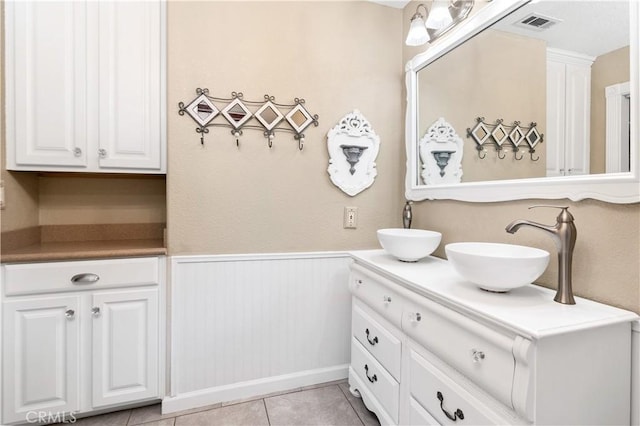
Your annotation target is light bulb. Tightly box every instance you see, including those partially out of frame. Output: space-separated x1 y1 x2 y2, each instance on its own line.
405 13 430 46
425 0 453 30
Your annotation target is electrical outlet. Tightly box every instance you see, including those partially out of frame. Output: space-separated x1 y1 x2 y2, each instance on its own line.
344 207 358 229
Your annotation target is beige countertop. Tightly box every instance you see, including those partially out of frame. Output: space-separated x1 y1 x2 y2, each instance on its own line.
1 224 167 263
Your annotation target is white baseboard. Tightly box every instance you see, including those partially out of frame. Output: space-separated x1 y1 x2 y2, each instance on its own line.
161 364 348 414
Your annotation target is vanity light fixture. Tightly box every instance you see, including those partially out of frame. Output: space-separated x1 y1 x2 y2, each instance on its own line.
406 4 431 46
405 0 474 47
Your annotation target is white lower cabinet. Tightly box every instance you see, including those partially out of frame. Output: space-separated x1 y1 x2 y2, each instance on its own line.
1 257 164 424
92 289 159 408
347 253 637 425
2 295 81 423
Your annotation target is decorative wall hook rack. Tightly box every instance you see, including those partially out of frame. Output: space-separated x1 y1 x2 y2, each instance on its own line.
466 117 543 161
178 88 319 150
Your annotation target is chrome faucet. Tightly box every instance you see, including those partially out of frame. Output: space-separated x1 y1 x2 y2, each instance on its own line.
505 206 577 305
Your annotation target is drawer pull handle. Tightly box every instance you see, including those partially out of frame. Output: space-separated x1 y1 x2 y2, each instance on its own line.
71 273 100 284
437 391 464 421
365 329 378 346
472 349 485 363
383 296 392 304
364 364 377 383
65 309 75 319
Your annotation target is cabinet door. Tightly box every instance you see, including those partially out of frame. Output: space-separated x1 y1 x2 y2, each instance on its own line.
97 1 165 172
546 59 566 177
564 63 591 176
2 296 80 424
91 288 159 408
5 1 88 169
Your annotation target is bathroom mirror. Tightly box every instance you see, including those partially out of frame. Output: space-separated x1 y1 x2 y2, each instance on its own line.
405 0 639 203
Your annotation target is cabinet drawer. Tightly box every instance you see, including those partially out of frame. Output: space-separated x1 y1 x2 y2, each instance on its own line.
349 266 407 328
351 338 399 423
403 299 515 409
3 257 160 296
409 349 505 425
352 300 402 381
409 397 439 426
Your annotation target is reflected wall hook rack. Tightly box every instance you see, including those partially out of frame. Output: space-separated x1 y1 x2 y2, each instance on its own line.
178 88 319 150
467 117 543 161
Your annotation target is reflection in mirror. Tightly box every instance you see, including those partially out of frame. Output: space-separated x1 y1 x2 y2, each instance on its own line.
291 110 307 127
405 0 639 203
417 0 629 183
228 104 247 123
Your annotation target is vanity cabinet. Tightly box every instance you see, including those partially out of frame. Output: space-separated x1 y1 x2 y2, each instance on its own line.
546 48 594 177
4 0 166 173
1 257 165 425
348 250 637 426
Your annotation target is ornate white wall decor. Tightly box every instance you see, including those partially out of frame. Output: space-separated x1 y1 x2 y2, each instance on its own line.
327 110 380 196
419 117 463 185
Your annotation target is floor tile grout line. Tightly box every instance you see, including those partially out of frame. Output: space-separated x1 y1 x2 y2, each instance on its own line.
337 383 366 426
125 409 133 426
262 398 272 426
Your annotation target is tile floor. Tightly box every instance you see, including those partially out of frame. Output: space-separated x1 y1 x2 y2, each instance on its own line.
68 381 380 426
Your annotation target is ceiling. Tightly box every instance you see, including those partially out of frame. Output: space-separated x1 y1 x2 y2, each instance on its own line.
493 0 630 57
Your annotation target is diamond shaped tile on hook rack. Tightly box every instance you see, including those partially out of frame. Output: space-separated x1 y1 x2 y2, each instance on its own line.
185 93 219 127
491 121 509 147
525 125 542 148
285 103 314 134
255 101 284 132
222 98 253 129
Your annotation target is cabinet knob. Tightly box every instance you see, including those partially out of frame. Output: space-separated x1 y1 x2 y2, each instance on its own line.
91 307 101 317
409 312 422 323
382 296 392 304
356 279 363 286
73 147 82 157
471 348 485 363
98 149 107 159
65 309 75 319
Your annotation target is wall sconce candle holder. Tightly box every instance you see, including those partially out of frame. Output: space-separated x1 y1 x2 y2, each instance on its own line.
178 88 319 150
467 117 543 161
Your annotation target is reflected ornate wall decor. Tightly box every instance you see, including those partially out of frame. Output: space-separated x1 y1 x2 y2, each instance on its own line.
178 88 319 149
467 117 543 161
327 110 380 196
419 118 463 185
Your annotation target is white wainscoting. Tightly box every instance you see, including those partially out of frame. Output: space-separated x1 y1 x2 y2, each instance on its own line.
163 252 353 414
632 320 640 426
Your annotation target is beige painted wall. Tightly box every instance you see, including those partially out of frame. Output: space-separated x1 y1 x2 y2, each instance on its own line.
417 29 546 182
402 3 640 314
167 1 405 254
38 175 166 225
590 46 630 174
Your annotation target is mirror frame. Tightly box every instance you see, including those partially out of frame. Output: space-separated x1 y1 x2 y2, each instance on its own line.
405 0 640 203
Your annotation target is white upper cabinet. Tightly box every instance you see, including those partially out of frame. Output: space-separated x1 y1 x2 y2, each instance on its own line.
4 1 166 174
546 49 593 177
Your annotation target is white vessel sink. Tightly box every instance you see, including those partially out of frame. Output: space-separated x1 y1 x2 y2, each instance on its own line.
445 242 550 292
377 228 442 262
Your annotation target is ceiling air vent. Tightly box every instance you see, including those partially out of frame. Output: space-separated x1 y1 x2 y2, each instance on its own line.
514 13 561 31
